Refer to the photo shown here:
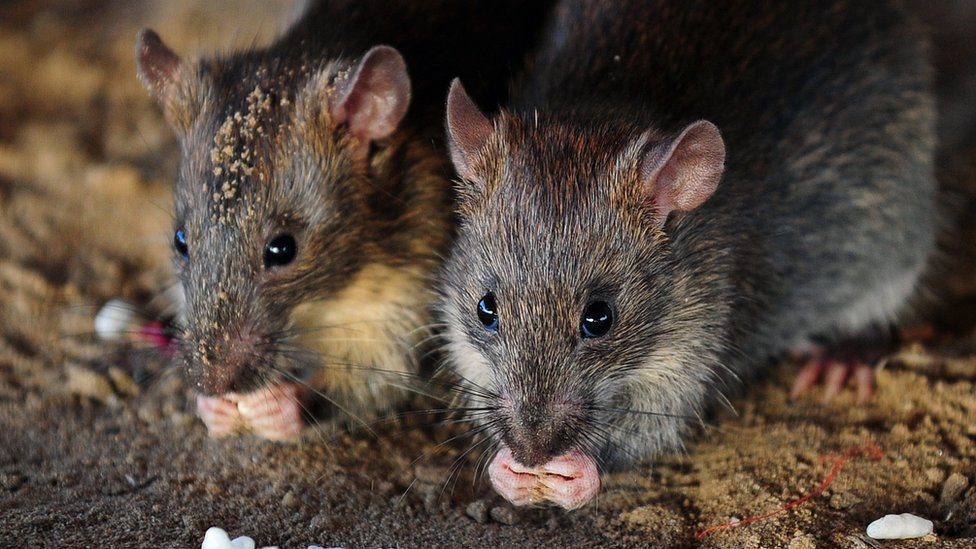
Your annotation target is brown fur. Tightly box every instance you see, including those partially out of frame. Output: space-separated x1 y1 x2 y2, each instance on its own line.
136 0 556 432
439 0 936 471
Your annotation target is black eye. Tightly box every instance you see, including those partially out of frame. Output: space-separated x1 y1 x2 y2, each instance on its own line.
477 292 499 331
580 301 613 338
174 228 188 259
264 234 297 268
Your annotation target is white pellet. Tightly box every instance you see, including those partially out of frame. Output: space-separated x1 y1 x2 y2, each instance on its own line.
198 526 341 549
866 513 933 539
201 528 239 549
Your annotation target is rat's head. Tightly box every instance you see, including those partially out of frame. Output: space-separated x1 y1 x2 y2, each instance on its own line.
136 30 411 396
439 81 728 508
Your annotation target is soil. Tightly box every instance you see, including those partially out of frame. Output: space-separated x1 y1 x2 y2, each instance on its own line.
1 1 975 548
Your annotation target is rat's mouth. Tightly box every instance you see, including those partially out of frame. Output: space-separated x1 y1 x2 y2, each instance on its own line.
487 446 601 510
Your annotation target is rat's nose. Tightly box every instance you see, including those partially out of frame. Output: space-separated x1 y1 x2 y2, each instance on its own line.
503 398 583 467
182 325 264 395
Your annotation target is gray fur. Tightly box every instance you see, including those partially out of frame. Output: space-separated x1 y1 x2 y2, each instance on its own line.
439 0 936 469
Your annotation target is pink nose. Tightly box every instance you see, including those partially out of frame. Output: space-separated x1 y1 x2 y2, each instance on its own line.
487 446 601 510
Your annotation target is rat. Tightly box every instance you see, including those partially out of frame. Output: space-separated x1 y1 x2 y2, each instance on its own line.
134 0 553 440
438 0 936 509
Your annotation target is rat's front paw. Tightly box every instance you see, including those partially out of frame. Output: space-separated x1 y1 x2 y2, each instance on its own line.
196 382 308 441
488 447 601 510
196 395 244 438
234 383 307 441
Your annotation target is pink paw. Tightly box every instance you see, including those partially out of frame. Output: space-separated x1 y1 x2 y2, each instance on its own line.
487 447 601 510
196 394 244 437
790 350 876 403
196 383 307 441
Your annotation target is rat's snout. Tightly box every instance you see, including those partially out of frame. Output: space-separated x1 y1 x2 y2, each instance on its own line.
182 322 265 395
489 380 600 509
503 395 586 468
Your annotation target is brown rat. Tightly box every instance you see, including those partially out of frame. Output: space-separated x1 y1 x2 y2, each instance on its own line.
439 0 936 508
135 0 553 440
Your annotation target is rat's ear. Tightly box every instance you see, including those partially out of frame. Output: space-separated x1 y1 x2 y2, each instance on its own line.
446 79 493 182
136 29 199 133
638 120 725 226
330 45 411 143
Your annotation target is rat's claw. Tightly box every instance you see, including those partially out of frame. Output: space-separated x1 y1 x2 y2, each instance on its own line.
234 382 306 441
196 395 243 437
853 362 875 403
821 360 850 403
790 355 876 404
789 359 825 399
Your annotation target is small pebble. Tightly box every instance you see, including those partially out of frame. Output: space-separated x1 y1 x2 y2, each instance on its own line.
866 513 933 539
489 505 520 525
282 490 298 509
466 500 489 523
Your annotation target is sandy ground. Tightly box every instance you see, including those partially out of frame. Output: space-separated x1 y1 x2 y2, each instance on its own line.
1 1 975 547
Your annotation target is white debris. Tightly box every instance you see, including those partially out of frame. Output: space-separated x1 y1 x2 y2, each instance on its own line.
197 527 340 549
866 513 933 539
201 528 261 549
94 298 142 341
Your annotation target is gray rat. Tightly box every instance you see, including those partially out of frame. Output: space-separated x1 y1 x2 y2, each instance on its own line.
135 0 553 440
439 0 936 509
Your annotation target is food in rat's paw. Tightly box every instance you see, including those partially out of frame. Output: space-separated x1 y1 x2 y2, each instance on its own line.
134 0 553 439
488 448 599 510
439 0 934 509
196 384 305 440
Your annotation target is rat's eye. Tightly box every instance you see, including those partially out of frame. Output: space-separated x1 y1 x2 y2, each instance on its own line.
580 301 613 338
174 228 189 260
477 292 499 331
264 234 297 268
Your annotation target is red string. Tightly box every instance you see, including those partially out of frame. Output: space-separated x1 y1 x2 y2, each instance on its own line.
695 441 884 539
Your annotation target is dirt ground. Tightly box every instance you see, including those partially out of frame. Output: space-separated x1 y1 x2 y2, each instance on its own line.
1 1 975 547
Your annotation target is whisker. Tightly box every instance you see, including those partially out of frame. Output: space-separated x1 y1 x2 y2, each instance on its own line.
591 406 698 422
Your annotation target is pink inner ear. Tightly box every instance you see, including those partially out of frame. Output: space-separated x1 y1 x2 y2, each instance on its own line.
135 29 183 98
446 79 492 181
330 45 411 143
641 120 725 222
